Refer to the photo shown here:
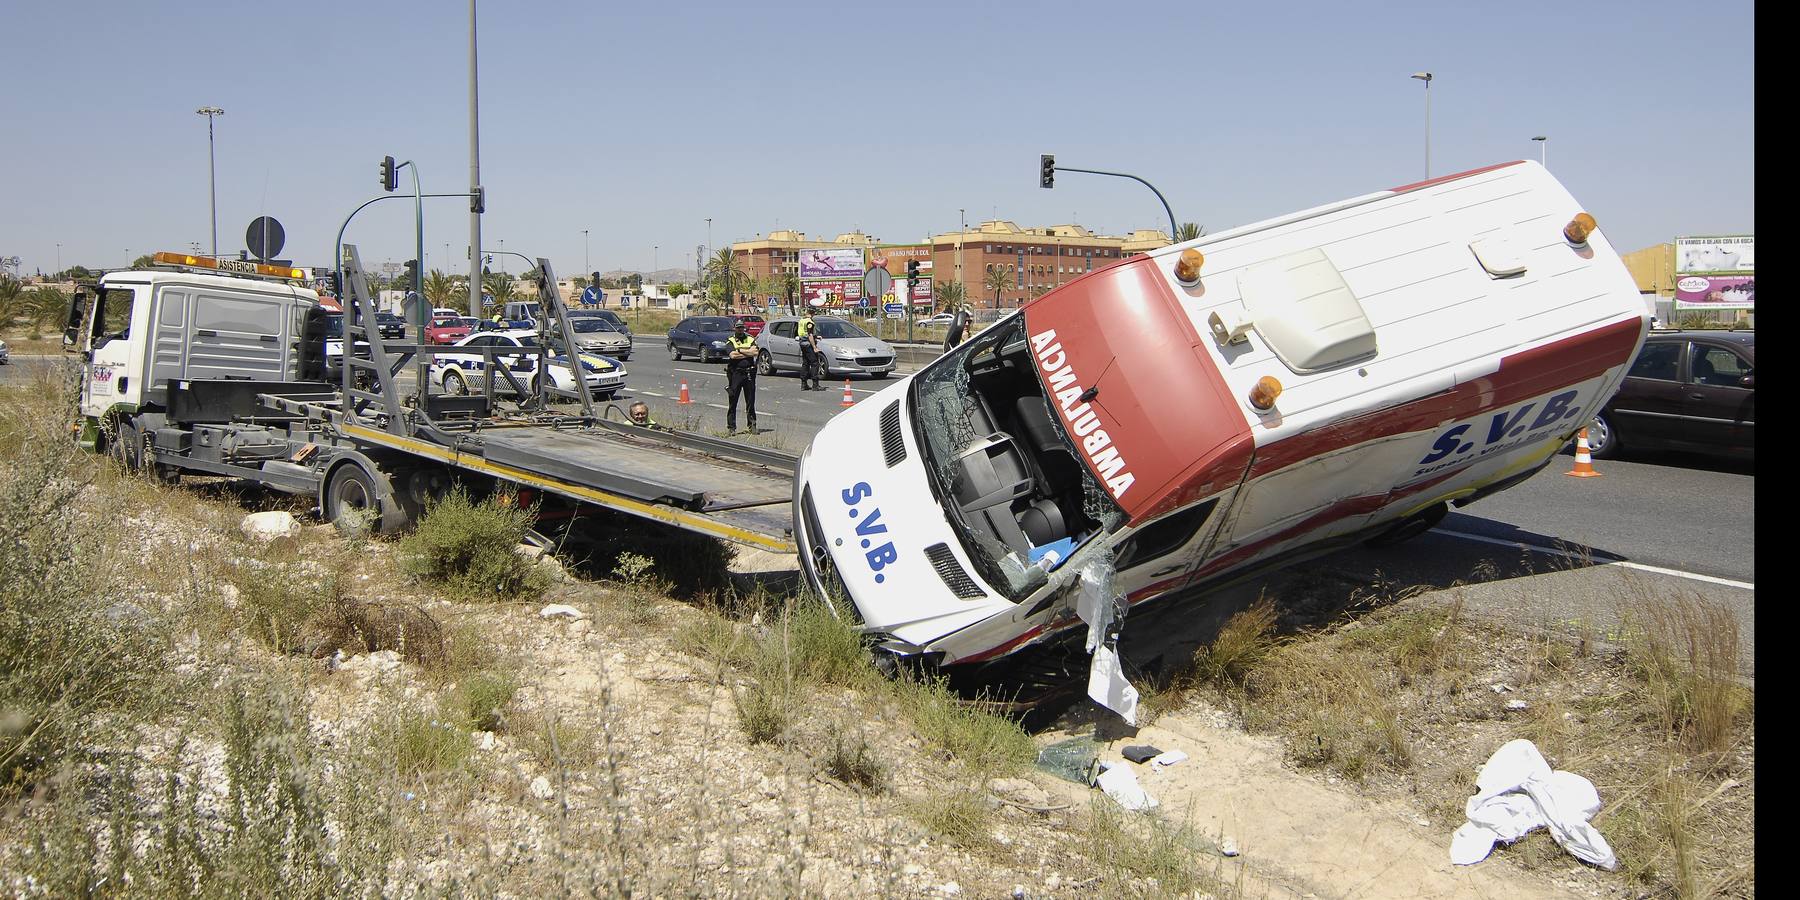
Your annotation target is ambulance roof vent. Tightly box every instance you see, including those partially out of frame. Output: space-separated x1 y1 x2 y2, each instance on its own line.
1235 247 1377 373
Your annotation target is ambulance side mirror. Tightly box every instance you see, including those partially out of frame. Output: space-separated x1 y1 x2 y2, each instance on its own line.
944 310 969 351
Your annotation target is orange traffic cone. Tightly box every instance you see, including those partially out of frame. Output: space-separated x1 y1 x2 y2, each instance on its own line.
1565 428 1601 477
840 380 855 407
678 380 692 405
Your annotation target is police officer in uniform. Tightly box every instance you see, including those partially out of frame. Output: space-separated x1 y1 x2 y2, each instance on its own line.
725 321 759 434
797 311 823 391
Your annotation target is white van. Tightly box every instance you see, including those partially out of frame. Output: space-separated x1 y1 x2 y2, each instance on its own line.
794 161 1648 672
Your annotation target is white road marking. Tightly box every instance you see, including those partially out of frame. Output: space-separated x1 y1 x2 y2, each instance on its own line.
670 366 883 394
1430 528 1754 591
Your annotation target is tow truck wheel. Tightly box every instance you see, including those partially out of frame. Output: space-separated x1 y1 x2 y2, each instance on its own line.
444 369 469 396
107 418 141 472
324 463 412 536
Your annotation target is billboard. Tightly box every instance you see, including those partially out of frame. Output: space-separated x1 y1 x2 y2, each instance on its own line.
801 279 862 307
1676 235 1754 275
1675 275 1754 310
798 248 865 279
909 275 933 304
866 244 934 278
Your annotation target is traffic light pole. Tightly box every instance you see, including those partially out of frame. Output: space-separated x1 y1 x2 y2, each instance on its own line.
1047 164 1179 243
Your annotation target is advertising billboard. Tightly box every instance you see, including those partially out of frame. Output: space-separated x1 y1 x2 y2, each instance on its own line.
1675 275 1754 310
1676 235 1754 274
801 279 862 307
798 248 865 279
909 275 933 304
866 244 934 278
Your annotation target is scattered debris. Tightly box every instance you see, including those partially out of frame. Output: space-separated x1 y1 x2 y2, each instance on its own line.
240 510 300 540
1148 749 1188 768
1076 559 1140 724
1086 645 1139 725
474 731 497 752
538 603 588 620
1011 885 1027 899
1220 836 1241 857
1504 699 1529 711
1450 739 1617 870
1092 761 1158 811
1122 745 1162 764
1036 736 1102 785
1490 683 1513 694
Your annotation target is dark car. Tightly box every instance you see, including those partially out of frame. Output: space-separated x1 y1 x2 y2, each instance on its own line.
666 316 740 363
374 312 407 340
1588 330 1753 461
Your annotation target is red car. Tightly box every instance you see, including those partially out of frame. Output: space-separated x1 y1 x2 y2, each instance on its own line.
731 314 766 336
426 316 475 345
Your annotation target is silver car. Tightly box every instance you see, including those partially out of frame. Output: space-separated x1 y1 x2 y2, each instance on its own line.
563 316 633 360
756 316 895 379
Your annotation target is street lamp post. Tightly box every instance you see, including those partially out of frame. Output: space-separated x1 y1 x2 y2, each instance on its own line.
195 106 224 258
1532 135 1548 168
583 229 589 272
1409 73 1432 179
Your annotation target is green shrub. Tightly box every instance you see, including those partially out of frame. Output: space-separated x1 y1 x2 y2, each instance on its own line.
399 488 549 600
893 674 1035 776
786 597 873 689
453 672 519 732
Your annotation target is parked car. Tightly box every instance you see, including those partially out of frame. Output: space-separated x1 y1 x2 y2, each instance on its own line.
666 316 740 362
916 312 957 328
730 314 767 336
371 312 407 341
502 301 543 324
0 338 9 364
429 329 626 401
756 315 896 378
425 316 474 345
565 308 632 339
1587 330 1753 461
564 316 632 359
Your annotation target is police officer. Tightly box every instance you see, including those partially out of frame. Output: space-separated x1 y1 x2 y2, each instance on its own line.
797 310 823 391
724 321 759 434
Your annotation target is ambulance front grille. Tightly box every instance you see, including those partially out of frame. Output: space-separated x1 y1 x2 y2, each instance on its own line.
925 543 985 599
879 401 906 467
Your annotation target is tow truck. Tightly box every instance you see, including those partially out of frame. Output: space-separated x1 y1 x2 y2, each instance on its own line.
67 248 796 553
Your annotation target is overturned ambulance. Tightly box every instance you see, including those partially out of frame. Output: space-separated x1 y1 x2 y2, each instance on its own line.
794 161 1646 688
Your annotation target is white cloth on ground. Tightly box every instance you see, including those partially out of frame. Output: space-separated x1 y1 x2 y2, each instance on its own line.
1450 739 1617 870
1093 761 1158 811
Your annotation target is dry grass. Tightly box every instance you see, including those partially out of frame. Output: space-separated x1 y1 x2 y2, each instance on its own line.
905 783 994 849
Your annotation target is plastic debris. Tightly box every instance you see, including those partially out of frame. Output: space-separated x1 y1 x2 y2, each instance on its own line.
1149 749 1189 768
1505 699 1529 711
1086 645 1139 725
538 603 587 620
1093 761 1158 811
1075 559 1118 653
1036 737 1102 785
1450 739 1617 870
1122 745 1162 764
1220 837 1240 857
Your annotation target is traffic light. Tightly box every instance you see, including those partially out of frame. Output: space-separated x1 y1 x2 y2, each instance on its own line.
1040 154 1055 189
470 185 486 214
379 155 397 192
402 259 419 290
906 259 920 294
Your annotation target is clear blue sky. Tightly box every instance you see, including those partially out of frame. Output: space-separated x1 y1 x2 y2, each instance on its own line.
1 0 1754 278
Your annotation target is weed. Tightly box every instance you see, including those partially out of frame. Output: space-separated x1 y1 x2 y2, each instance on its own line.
906 783 993 849
820 730 887 794
452 671 519 732
392 711 473 777
399 487 550 601
785 596 874 689
893 673 1035 776
1087 798 1212 895
733 654 798 745
674 614 752 676
1622 591 1749 754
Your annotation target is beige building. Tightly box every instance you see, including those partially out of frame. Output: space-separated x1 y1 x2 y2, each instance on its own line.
1620 242 1676 296
732 221 1172 310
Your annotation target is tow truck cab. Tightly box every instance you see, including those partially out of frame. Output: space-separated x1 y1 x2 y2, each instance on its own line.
796 161 1648 667
70 253 322 450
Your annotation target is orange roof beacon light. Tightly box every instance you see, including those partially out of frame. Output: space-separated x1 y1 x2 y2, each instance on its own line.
1173 248 1205 286
1563 212 1597 246
1248 375 1283 411
150 251 307 281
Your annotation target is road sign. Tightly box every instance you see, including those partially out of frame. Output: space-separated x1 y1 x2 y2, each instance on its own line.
245 216 285 261
863 266 894 300
767 297 778 309
884 302 904 319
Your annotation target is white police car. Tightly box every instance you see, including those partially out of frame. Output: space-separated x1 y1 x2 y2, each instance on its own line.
430 329 626 400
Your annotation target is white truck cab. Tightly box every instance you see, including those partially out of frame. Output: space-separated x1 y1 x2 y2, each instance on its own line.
72 253 319 450
795 161 1649 674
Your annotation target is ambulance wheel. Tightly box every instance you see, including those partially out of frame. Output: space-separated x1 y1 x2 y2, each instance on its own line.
1364 502 1448 548
444 369 469 396
1584 413 1618 459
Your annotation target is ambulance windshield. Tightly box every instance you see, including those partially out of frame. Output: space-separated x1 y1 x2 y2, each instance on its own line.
909 312 1123 601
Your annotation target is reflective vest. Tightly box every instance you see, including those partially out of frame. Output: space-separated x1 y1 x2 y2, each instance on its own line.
799 317 817 341
727 333 758 369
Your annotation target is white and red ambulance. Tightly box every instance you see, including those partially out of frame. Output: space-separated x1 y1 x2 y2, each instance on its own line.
794 160 1647 673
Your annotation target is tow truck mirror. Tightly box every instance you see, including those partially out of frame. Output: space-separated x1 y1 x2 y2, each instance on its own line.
943 310 969 351
62 289 87 349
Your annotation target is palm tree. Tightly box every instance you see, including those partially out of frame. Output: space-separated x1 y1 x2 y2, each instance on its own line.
424 270 458 308
704 249 748 304
0 276 22 327
983 266 1011 308
1174 222 1205 243
932 279 967 314
483 272 516 306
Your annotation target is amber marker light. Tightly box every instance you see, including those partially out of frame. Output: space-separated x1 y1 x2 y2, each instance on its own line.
1173 248 1205 285
1248 375 1282 410
1564 212 1597 245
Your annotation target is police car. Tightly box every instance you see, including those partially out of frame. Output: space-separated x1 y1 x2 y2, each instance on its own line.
430 329 627 400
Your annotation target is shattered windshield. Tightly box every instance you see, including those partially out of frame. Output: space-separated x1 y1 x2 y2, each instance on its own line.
909 312 1125 602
